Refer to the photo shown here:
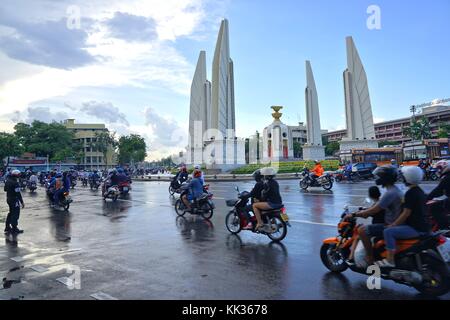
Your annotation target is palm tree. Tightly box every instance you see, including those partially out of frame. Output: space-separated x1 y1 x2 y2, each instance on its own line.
90 131 117 169
403 117 432 141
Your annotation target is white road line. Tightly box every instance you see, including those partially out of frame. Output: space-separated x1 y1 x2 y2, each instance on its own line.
289 219 335 227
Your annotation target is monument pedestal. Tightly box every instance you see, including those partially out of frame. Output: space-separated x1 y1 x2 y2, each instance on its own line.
302 145 325 161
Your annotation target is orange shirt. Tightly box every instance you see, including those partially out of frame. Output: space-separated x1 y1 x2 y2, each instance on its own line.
312 164 324 177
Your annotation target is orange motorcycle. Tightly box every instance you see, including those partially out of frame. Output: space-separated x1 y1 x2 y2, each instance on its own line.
320 208 450 296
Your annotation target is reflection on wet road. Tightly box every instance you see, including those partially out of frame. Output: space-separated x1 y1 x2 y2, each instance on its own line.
0 180 448 300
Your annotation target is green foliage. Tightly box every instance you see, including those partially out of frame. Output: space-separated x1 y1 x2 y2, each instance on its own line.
118 134 147 165
403 117 432 141
0 132 23 164
437 123 450 139
13 121 77 161
293 142 302 158
325 141 340 156
90 131 117 166
231 160 340 174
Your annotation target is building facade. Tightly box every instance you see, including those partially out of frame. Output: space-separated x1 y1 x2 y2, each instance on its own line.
64 119 117 170
323 103 450 144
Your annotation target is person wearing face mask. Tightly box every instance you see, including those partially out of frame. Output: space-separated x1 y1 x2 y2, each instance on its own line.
4 170 25 234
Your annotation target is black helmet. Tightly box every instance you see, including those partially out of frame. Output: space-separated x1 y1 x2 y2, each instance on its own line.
373 166 397 187
252 169 262 182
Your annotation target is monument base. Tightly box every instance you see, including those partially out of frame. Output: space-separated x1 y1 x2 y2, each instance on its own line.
339 139 379 151
302 145 325 161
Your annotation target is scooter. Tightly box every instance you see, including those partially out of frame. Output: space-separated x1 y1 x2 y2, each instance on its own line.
103 184 120 202
225 186 290 242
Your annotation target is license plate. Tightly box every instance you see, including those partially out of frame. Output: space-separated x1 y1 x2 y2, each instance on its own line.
123 187 128 191
437 239 450 262
280 213 289 222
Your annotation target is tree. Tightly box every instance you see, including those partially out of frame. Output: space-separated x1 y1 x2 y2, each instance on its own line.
90 131 117 168
118 134 147 165
325 141 340 156
13 121 77 161
293 142 302 158
437 123 450 139
0 132 23 167
403 117 432 141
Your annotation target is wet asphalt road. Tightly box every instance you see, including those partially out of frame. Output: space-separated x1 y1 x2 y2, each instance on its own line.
0 179 449 300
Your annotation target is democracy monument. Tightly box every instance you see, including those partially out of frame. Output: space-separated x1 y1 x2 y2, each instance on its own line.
186 19 379 171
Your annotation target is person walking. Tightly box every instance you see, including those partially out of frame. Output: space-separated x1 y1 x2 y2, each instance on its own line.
4 170 25 234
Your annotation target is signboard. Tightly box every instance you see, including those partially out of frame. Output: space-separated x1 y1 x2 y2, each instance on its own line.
11 159 46 164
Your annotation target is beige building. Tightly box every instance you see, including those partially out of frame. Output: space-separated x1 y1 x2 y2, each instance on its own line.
64 119 117 170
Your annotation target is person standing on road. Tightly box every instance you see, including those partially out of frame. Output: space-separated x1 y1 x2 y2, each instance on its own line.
4 170 25 234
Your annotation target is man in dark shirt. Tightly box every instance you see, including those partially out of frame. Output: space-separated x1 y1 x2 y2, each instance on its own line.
4 170 25 234
378 166 430 268
426 160 450 229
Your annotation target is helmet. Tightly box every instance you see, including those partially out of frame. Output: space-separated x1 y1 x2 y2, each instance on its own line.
435 160 450 175
117 168 124 174
56 173 62 178
314 160 320 164
260 167 277 178
11 170 21 177
402 166 423 185
193 169 202 178
194 164 201 170
252 169 262 182
373 166 398 186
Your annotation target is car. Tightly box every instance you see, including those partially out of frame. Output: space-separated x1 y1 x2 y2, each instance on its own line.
352 162 377 179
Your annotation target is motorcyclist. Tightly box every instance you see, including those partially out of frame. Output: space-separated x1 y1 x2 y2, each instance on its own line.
28 172 38 188
181 169 204 211
172 165 189 189
311 160 324 184
53 172 70 206
103 169 120 194
426 160 450 229
240 169 265 230
4 170 25 234
344 161 353 181
375 166 431 268
345 166 403 265
252 167 283 232
193 165 205 185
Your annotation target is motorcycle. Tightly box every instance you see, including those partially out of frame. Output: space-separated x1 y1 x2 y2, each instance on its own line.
19 178 27 191
225 186 290 242
89 178 101 190
320 207 450 296
52 191 73 211
82 177 88 187
28 181 37 193
174 184 215 219
103 184 120 202
70 177 77 189
424 167 439 181
299 167 333 190
334 169 361 182
426 198 450 232
118 181 132 196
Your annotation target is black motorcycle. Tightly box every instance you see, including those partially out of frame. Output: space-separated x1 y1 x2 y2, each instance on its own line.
225 187 290 242
89 178 101 190
299 167 333 190
82 177 88 187
52 191 73 211
27 181 37 193
174 184 215 219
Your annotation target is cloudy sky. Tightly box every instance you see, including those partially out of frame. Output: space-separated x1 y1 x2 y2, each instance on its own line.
0 0 449 160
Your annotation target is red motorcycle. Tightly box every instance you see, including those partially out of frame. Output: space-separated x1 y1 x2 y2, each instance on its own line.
118 181 132 196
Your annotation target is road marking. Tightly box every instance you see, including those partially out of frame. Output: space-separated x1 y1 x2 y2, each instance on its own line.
90 292 118 300
10 256 26 262
30 265 48 273
289 219 335 227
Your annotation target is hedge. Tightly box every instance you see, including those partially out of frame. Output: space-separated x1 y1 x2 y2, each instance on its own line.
230 160 340 174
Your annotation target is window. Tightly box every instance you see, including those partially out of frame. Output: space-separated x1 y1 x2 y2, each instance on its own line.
86 157 91 164
98 157 103 164
92 157 97 163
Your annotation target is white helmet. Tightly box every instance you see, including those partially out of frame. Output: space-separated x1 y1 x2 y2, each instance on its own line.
435 160 450 175
11 170 21 176
402 166 423 185
260 167 277 177
194 164 201 170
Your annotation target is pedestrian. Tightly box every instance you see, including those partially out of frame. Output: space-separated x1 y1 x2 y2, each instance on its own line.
4 170 25 234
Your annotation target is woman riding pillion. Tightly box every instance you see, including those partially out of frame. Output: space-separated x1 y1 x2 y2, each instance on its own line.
252 167 283 232
181 169 204 212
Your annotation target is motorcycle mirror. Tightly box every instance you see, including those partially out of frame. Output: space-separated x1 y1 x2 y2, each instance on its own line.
235 186 239 192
